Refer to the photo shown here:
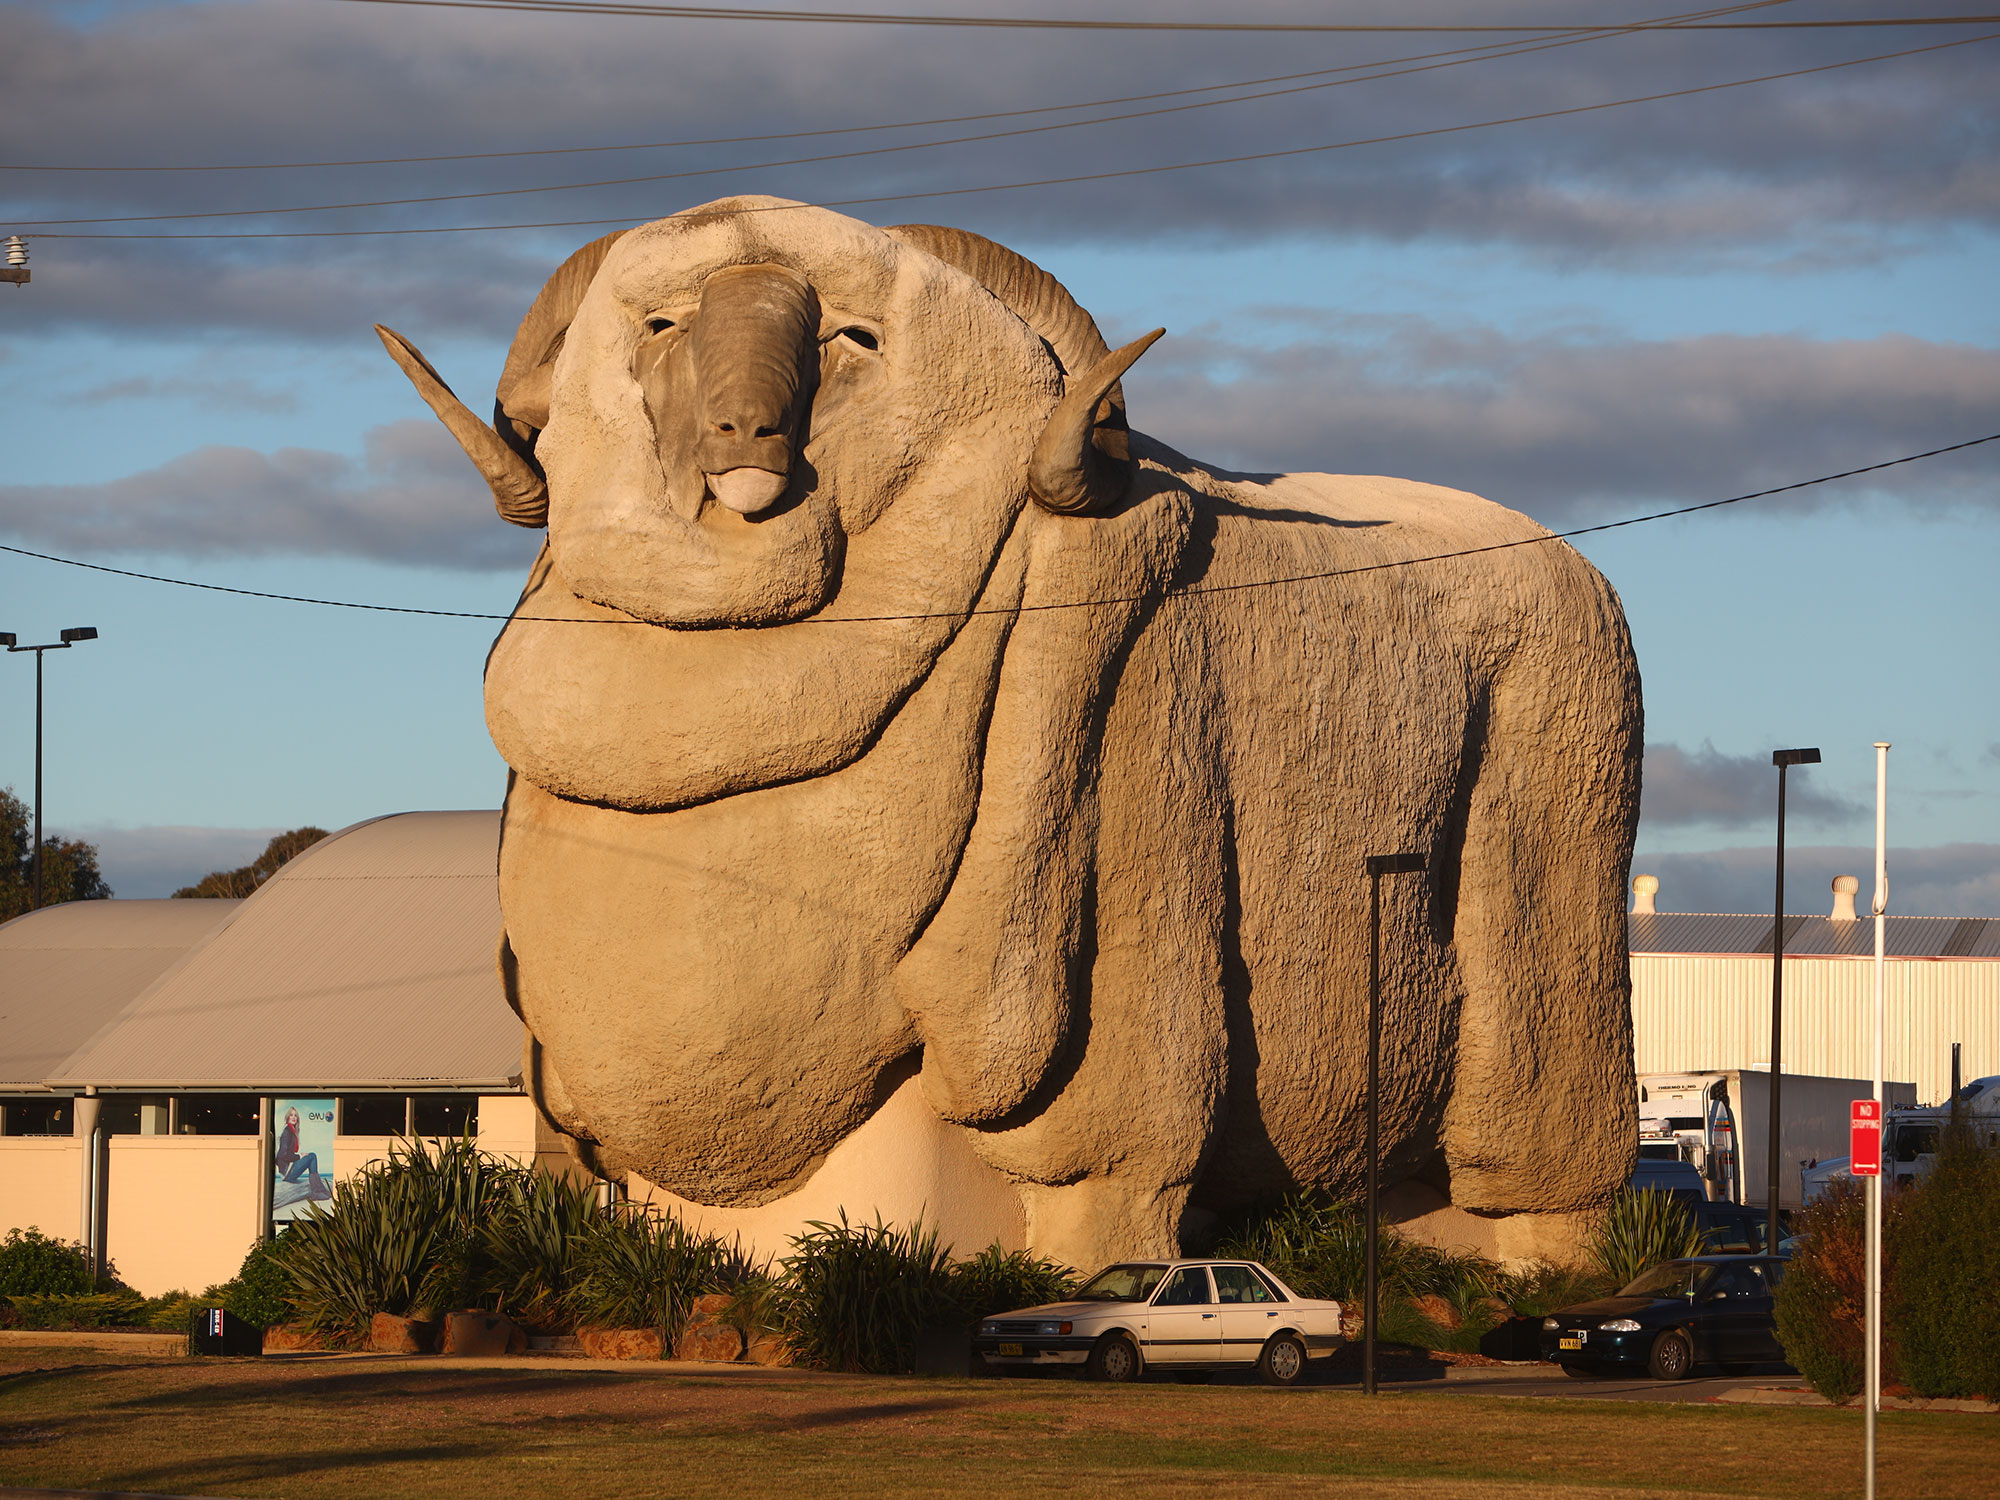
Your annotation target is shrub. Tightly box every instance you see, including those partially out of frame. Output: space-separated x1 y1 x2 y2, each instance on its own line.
3 1292 147 1329
214 1240 298 1329
0 1227 96 1296
1774 1178 1870 1402
949 1243 1076 1325
567 1206 733 1345
479 1167 600 1330
1214 1195 1374 1301
1495 1260 1612 1319
279 1136 519 1340
144 1290 218 1332
1888 1121 2000 1400
1590 1189 1704 1289
775 1214 959 1374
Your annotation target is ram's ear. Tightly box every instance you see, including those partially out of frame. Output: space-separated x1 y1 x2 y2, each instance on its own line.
493 229 629 456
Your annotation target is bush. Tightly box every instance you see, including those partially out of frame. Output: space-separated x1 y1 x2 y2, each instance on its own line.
1591 1189 1704 1289
2 1292 147 1329
1888 1122 2000 1399
1495 1260 1613 1319
217 1240 297 1330
775 1214 959 1374
567 1206 734 1344
948 1243 1076 1325
479 1167 600 1330
0 1228 96 1296
1774 1179 1870 1401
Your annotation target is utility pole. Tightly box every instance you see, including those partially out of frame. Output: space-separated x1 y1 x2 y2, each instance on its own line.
1362 849 1426 1397
1768 747 1820 1251
2 629 100 909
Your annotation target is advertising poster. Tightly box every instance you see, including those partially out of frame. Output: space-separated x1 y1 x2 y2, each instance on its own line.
272 1098 336 1222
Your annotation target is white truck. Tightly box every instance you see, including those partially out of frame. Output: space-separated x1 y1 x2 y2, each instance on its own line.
1638 1070 1917 1211
1801 1076 2000 1202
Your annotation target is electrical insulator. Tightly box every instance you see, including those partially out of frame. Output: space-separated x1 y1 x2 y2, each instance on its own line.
3 237 24 268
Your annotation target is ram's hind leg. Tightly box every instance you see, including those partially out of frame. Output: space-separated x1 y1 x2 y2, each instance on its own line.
1441 594 1642 1222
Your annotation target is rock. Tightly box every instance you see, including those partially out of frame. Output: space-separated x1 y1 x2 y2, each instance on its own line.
262 1323 336 1353
1411 1295 1463 1331
440 1311 526 1357
674 1321 745 1363
369 1312 437 1354
744 1332 792 1367
688 1293 735 1322
577 1328 665 1360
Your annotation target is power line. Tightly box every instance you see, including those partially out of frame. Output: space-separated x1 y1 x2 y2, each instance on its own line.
6 2 1785 173
27 29 1995 240
3 431 1992 625
327 1 2000 36
7 13 1718 226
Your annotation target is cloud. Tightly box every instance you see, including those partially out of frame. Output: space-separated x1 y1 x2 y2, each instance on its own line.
1640 742 1861 830
1629 843 2000 919
3 0 1996 347
1127 319 2000 522
52 822 285 899
78 374 299 413
0 419 539 569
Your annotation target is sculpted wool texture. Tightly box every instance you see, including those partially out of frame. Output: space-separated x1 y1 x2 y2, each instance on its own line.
381 198 1643 1269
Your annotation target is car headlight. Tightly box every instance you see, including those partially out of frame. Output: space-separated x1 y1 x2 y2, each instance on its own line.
981 1323 999 1336
1034 1321 1073 1336
1600 1319 1642 1333
1542 1317 1559 1331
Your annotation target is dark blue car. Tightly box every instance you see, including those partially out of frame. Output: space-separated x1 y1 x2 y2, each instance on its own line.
1538 1255 1791 1380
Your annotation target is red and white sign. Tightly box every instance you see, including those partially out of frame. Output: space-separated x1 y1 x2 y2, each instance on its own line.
1850 1099 1883 1177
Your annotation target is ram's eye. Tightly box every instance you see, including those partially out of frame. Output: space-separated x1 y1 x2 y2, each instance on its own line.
644 317 675 335
835 326 879 351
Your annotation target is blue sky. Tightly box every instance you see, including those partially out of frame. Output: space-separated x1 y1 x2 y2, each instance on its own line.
2 0 1995 912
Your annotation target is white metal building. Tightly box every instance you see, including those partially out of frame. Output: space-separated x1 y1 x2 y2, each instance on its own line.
1628 875 1998 1105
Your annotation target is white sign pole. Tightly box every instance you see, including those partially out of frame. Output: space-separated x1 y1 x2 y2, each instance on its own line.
1866 741 1890 1500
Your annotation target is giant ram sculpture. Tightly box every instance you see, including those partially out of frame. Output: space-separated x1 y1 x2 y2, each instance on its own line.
379 197 1643 1268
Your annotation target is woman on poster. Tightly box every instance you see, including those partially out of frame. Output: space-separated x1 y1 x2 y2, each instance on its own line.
275 1105 330 1201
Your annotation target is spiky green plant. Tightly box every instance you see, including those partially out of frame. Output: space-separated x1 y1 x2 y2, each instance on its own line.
774 1213 959 1374
949 1243 1077 1324
1591 1188 1705 1289
566 1206 732 1346
478 1168 601 1329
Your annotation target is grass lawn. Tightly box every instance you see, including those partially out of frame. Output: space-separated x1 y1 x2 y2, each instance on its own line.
1 1347 1992 1499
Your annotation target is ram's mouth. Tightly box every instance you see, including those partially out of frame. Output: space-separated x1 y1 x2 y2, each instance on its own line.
707 467 789 515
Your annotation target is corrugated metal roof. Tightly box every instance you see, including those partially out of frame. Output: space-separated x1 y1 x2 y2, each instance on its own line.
49 811 520 1090
0 899 241 1090
1631 911 2000 959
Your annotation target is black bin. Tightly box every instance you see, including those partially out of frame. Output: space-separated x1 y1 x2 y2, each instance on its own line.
189 1307 263 1357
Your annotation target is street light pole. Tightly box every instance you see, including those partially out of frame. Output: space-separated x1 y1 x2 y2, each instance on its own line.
1768 747 1820 1253
1363 849 1426 1397
2 628 100 910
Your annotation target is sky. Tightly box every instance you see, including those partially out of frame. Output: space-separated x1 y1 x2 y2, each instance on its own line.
1 0 1995 912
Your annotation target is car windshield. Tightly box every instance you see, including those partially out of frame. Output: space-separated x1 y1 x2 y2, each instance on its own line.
1074 1264 1169 1302
1618 1262 1713 1299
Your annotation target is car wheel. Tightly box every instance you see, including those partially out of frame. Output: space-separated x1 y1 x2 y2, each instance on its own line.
1560 1362 1602 1380
1086 1332 1142 1383
1257 1333 1309 1387
1647 1330 1694 1381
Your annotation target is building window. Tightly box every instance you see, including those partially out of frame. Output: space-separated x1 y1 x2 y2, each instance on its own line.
99 1097 142 1135
176 1095 260 1135
337 1095 407 1136
412 1095 479 1137
2 1098 72 1136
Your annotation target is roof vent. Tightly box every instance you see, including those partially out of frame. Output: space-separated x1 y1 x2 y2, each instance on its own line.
1831 874 1859 921
1632 873 1659 915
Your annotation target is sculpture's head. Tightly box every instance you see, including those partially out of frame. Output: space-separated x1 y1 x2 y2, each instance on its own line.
378 198 1161 627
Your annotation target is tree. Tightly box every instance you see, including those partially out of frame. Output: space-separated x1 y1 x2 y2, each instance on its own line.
173 826 328 899
0 785 113 922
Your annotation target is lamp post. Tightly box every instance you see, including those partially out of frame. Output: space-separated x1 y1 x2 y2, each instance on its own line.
2 628 100 910
1362 849 1426 1397
1767 746 1820 1253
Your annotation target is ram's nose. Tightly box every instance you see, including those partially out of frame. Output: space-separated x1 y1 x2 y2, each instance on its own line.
705 466 789 515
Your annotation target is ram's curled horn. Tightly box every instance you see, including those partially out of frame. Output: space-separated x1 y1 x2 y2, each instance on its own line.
886 224 1162 517
1028 328 1166 516
494 229 629 453
375 323 549 528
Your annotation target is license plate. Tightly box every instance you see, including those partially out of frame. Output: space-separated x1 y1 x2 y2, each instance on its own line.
998 1343 1024 1356
1559 1336 1584 1351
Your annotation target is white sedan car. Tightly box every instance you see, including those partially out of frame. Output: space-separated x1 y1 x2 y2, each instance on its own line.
972 1259 1344 1384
